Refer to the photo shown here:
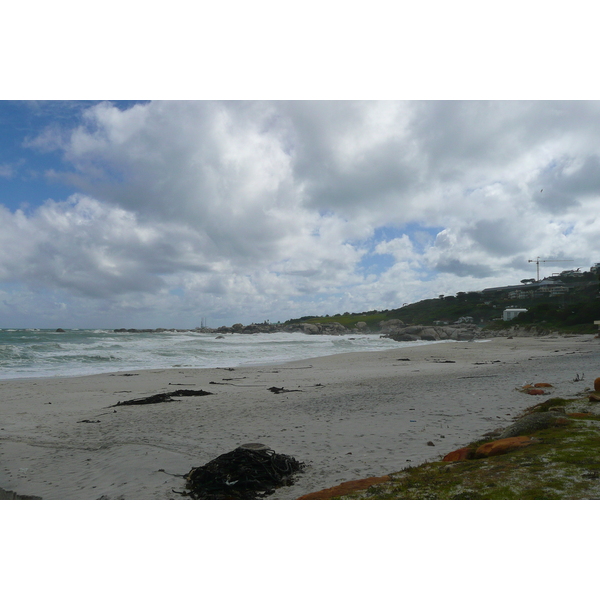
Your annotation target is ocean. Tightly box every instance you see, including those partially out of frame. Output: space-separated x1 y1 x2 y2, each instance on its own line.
0 328 440 380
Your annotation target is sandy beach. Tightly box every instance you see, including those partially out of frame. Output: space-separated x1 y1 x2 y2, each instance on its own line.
1 334 598 500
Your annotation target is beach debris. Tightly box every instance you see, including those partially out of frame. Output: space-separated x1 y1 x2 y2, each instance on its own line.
594 377 600 392
77 419 100 423
427 441 435 446
112 389 213 407
573 373 585 382
268 386 302 394
181 445 306 500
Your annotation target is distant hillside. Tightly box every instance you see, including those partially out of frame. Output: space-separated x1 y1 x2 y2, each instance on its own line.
285 272 600 334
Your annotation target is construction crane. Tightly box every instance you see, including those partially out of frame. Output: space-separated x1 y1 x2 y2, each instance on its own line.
528 256 573 281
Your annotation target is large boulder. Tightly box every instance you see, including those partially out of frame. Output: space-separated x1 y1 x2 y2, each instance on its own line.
403 325 425 335
419 327 440 341
390 332 421 342
321 322 347 334
299 323 320 334
379 319 404 333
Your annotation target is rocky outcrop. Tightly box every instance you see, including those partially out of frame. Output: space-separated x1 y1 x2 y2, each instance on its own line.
379 319 404 333
383 323 483 343
282 321 347 335
485 325 556 338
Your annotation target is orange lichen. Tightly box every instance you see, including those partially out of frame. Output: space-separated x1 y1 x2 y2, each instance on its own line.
474 436 536 458
298 476 390 499
442 447 475 462
525 388 546 395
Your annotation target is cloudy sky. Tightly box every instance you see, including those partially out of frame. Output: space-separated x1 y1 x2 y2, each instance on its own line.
1 99 599 328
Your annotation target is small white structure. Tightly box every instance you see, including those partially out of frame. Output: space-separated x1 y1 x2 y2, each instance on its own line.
503 308 528 321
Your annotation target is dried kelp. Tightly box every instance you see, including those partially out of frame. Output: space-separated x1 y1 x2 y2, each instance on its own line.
182 446 306 500
112 389 213 407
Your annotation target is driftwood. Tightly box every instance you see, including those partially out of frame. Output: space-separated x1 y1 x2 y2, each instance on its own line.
180 447 306 500
112 389 213 407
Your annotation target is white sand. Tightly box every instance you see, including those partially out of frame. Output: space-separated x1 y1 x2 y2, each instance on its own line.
1 334 598 500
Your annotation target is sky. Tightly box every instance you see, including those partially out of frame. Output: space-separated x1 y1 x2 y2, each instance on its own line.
1 99 600 328
2 2 600 329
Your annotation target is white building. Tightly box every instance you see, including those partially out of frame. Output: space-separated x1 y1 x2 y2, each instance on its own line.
503 308 528 321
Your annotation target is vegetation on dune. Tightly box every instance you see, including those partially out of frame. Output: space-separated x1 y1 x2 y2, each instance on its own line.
331 395 600 500
284 272 600 334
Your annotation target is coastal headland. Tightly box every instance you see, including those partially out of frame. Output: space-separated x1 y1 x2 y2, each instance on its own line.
1 334 599 500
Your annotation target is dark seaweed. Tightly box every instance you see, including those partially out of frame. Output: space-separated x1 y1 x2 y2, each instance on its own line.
182 447 306 500
112 389 213 406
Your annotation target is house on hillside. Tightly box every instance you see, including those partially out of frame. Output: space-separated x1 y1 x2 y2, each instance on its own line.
455 316 474 324
503 308 527 321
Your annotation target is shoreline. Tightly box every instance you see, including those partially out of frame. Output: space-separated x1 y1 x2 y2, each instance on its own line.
1 334 598 499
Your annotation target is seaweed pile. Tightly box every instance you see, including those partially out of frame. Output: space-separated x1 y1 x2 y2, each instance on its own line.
113 389 213 406
182 445 306 500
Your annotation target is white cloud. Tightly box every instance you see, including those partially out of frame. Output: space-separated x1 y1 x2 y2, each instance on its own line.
2 100 600 327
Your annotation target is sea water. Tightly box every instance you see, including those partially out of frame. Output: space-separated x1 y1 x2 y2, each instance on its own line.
0 328 439 380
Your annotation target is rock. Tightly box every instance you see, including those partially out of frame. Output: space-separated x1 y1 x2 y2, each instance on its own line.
403 326 425 335
427 441 435 446
595 377 600 392
442 447 475 461
299 323 320 334
589 393 600 402
321 322 346 334
379 319 404 333
56 328 65 333
391 333 421 342
474 436 536 458
297 476 390 499
355 321 368 330
420 328 440 341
